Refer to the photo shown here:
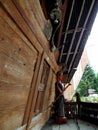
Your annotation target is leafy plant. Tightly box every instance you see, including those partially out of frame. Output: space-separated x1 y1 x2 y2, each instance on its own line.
76 64 98 97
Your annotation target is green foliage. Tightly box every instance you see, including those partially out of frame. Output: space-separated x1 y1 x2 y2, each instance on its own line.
76 64 98 97
81 96 98 102
94 74 98 91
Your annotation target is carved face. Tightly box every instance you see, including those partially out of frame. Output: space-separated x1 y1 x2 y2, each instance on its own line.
50 8 61 24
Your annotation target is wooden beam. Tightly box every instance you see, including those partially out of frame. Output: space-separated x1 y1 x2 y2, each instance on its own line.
65 0 85 66
59 0 75 63
62 27 87 35
57 0 68 48
68 0 95 73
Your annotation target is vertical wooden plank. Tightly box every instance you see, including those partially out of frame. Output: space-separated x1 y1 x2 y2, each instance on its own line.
12 0 49 50
42 68 53 110
27 53 45 126
34 60 50 113
22 54 42 125
1 0 43 53
0 10 38 130
26 0 47 30
0 3 39 54
49 72 56 105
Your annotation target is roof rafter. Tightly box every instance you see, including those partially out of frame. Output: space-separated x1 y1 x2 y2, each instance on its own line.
65 0 85 67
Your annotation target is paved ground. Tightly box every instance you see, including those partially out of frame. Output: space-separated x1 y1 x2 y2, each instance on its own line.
41 118 98 130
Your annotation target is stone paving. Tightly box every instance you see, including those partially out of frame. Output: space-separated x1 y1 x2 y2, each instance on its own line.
41 118 98 130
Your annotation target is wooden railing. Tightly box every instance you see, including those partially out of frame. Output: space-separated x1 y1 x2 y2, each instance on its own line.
64 101 98 124
79 102 98 124
64 101 78 119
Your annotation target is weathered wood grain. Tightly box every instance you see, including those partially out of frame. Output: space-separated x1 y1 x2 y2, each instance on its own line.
1 0 59 72
1 0 43 53
12 0 49 51
0 3 40 54
42 68 52 110
0 1 60 130
0 12 38 129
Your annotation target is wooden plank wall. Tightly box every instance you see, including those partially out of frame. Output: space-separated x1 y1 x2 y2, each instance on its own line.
0 0 60 130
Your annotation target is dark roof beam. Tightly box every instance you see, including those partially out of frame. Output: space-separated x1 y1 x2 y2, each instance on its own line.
68 0 96 73
65 0 85 67
62 27 87 35
59 0 75 63
62 51 78 56
67 0 95 82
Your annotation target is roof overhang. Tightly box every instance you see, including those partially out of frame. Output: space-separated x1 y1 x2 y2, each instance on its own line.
49 0 98 82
